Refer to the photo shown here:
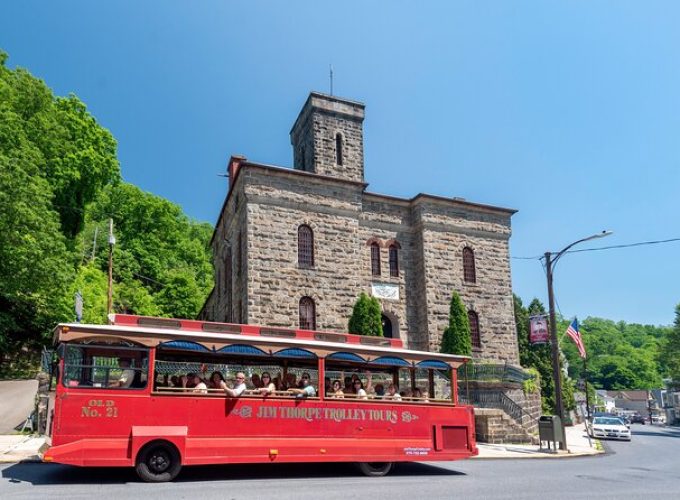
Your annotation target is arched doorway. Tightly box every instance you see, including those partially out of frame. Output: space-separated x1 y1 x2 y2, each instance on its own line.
381 314 393 338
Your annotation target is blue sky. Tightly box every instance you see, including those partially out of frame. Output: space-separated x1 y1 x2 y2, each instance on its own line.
3 1 679 326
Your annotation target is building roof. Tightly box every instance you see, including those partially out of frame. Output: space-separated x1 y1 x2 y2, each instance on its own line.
605 390 649 401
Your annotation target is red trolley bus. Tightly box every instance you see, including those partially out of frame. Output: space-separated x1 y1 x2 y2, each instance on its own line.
43 314 477 481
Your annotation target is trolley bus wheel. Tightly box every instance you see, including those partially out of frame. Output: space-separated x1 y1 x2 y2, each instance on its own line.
356 462 393 477
135 442 182 482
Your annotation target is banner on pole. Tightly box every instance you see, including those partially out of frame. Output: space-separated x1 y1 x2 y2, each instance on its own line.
529 315 550 344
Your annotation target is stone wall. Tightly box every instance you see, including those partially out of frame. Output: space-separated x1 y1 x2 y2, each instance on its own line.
415 198 518 363
290 92 365 184
201 92 520 365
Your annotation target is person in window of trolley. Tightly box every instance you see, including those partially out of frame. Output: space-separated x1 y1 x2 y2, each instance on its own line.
208 371 225 390
288 372 316 398
353 379 368 400
386 383 402 401
192 374 208 394
258 372 277 395
111 358 135 388
221 372 247 397
329 379 345 398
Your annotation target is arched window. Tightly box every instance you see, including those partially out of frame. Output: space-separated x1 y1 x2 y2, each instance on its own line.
300 146 306 171
468 310 481 349
299 296 316 330
463 246 476 283
335 133 343 165
389 244 399 277
298 225 314 268
371 242 381 276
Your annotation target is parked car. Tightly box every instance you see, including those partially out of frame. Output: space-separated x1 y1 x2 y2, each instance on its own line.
630 414 646 424
587 416 632 441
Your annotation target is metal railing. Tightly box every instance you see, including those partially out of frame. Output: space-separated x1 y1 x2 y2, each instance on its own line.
459 389 535 426
458 362 534 385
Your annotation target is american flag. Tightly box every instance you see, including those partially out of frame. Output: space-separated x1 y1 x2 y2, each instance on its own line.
566 319 587 359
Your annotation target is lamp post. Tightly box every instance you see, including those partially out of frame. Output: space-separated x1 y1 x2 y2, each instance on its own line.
545 230 612 451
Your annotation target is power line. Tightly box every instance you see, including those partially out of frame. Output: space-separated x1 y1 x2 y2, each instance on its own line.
512 237 680 260
566 237 680 254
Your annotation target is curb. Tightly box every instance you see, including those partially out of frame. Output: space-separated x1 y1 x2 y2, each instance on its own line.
0 454 43 464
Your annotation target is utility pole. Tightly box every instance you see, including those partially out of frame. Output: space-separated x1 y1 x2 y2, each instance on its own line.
545 251 567 450
544 230 612 452
91 226 98 262
107 219 115 315
584 357 592 422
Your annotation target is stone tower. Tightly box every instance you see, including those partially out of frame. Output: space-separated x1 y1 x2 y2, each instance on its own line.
289 92 365 183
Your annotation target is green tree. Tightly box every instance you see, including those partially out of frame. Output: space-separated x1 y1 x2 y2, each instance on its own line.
0 51 120 238
514 295 556 412
348 292 382 336
562 316 666 390
659 304 680 388
83 182 214 320
440 292 471 356
0 155 73 362
0 51 119 374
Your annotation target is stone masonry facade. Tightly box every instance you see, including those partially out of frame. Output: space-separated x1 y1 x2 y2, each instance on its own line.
200 92 520 364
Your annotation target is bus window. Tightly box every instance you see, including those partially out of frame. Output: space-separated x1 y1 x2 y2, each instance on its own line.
153 355 319 398
62 344 149 389
431 369 452 401
325 365 394 400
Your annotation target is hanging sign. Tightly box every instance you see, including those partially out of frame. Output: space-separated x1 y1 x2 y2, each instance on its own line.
529 315 550 344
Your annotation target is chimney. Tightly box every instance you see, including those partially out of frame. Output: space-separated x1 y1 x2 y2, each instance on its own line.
227 155 246 189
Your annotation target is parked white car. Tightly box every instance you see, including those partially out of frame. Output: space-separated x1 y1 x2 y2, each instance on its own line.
588 416 631 441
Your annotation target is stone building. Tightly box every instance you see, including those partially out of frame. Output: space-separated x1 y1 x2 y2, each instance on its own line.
200 92 519 364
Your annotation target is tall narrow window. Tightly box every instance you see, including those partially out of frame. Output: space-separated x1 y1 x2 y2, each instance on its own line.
468 310 481 349
389 244 399 277
237 233 243 278
371 242 381 276
299 296 316 330
335 133 343 165
298 225 314 268
300 146 306 171
463 247 476 283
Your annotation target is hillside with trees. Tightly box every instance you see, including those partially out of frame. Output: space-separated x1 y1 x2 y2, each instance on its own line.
515 292 673 410
0 51 213 376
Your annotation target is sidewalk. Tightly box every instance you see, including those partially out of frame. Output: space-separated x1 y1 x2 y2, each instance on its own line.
474 424 604 459
0 435 46 463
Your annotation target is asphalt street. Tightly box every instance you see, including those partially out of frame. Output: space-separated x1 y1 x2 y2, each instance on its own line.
1 424 677 500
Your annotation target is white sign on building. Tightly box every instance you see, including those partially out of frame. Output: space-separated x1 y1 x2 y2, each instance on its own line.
371 283 399 301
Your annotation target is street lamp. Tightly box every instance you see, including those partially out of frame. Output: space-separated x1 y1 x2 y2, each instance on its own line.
545 230 612 451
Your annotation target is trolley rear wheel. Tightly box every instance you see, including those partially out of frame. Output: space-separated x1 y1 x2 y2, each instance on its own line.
356 462 393 477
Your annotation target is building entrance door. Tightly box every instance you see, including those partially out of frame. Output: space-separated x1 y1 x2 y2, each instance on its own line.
381 314 393 338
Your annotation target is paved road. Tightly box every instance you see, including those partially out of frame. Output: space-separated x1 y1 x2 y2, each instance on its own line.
1 424 678 499
0 380 38 434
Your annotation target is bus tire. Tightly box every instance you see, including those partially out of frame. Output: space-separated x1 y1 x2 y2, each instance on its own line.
356 462 393 477
135 441 182 482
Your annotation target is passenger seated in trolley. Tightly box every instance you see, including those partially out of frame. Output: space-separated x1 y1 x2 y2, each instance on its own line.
329 379 344 398
287 372 315 398
220 372 247 397
258 372 277 395
109 358 135 388
191 373 208 394
208 371 225 390
386 383 402 401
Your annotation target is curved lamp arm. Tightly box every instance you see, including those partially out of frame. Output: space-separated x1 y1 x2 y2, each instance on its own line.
551 230 613 267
